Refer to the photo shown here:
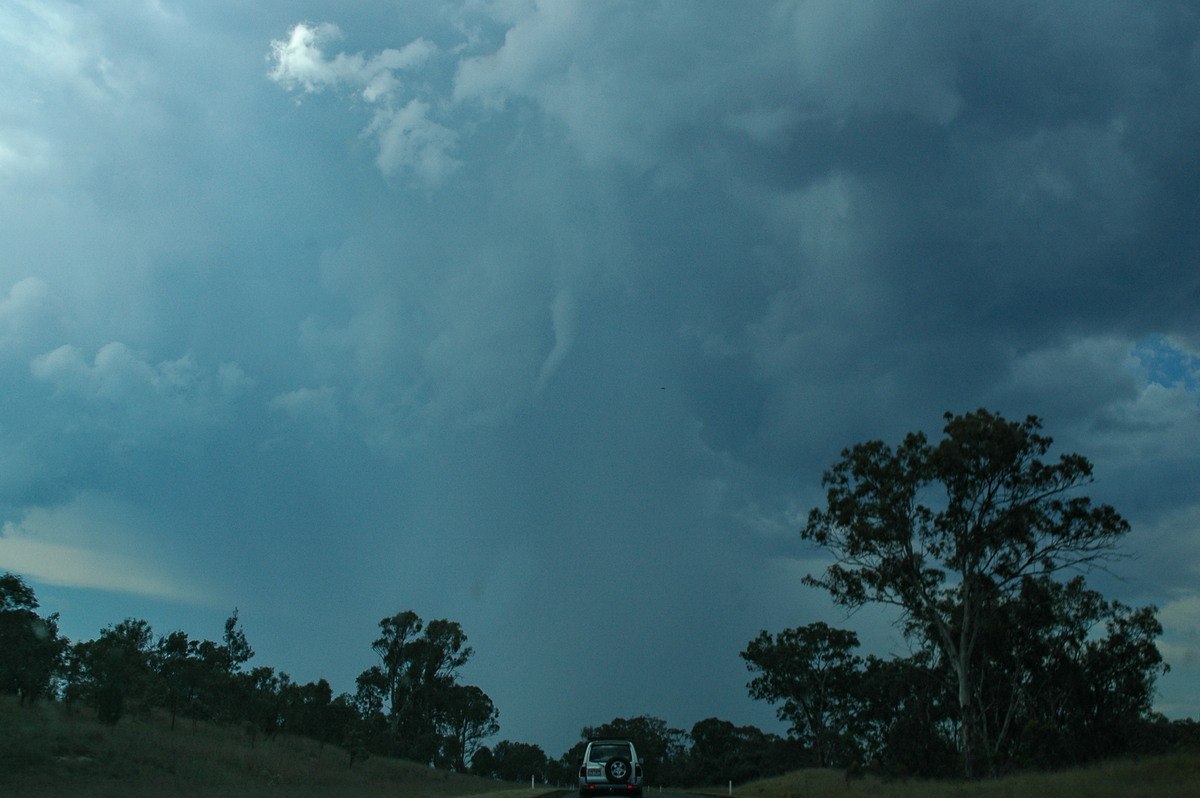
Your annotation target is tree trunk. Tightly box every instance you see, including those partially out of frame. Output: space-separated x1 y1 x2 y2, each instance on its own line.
953 655 975 777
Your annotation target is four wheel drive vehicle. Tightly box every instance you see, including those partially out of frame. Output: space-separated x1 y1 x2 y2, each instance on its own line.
578 738 645 797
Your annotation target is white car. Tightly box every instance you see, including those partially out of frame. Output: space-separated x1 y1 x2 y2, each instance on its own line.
578 738 645 797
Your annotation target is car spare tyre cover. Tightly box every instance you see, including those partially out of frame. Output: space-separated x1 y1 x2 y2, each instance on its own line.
606 757 631 784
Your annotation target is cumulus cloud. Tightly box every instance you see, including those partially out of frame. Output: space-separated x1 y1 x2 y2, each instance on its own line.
268 23 449 181
366 98 461 183
268 22 436 94
267 22 354 92
29 342 251 443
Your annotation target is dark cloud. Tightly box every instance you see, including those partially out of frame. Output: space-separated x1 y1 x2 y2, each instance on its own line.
1 0 1198 754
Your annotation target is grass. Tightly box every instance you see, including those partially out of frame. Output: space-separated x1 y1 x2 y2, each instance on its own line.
0 696 550 798
691 754 1200 798
7 697 1198 798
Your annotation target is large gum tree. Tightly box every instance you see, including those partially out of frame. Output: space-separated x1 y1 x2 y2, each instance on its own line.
800 410 1129 776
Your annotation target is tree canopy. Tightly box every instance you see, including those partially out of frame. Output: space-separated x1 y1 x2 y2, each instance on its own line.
797 409 1157 775
354 610 491 768
0 572 66 705
742 622 861 767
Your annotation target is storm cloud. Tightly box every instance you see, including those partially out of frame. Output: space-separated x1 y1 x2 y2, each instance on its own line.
1 0 1199 752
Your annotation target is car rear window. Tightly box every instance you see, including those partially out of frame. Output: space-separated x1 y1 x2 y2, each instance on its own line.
589 743 631 762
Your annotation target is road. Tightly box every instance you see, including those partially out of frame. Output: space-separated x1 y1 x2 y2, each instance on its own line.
537 792 712 798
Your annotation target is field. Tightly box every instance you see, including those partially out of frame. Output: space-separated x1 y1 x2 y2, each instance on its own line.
0 696 543 798
6 695 1200 798
692 754 1200 798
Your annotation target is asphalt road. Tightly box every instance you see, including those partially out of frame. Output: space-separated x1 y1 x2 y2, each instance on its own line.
544 793 711 798
541 792 711 798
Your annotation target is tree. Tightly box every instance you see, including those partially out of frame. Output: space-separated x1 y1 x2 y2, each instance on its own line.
222 609 254 674
437 684 499 770
358 610 477 762
151 630 205 730
146 612 257 728
368 610 424 732
686 718 796 786
800 410 1131 775
857 653 957 777
238 665 286 743
992 575 1167 769
75 618 155 724
741 623 862 767
581 716 687 784
0 572 67 704
281 678 347 752
474 740 548 782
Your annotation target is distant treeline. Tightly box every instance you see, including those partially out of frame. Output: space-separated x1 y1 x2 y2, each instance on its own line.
0 573 799 784
0 577 503 770
2 564 1198 785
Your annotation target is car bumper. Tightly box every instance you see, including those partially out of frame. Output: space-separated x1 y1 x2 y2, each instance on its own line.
579 785 643 796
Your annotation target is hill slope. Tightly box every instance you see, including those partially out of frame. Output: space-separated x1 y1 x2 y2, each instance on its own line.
696 755 1200 798
0 696 528 798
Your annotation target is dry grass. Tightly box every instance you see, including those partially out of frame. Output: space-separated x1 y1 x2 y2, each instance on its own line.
8 697 1198 798
0 696 544 798
691 754 1200 798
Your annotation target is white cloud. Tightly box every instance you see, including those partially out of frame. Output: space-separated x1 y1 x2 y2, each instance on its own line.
267 22 356 93
452 0 703 172
0 0 149 195
0 278 64 354
0 492 211 603
453 0 588 104
0 0 128 105
29 342 251 439
0 127 54 180
1001 336 1200 466
1003 336 1140 409
1159 594 1200 670
367 99 461 183
269 23 448 182
270 385 340 430
269 23 438 96
1155 591 1200 717
266 23 438 102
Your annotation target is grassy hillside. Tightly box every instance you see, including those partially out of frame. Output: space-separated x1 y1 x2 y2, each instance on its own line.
0 696 538 798
8 694 1199 798
696 755 1200 798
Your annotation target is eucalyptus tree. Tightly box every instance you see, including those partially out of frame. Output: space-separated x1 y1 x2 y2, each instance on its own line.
0 572 66 704
742 622 862 767
800 410 1130 775
437 683 500 770
358 610 476 761
474 740 549 782
74 618 155 724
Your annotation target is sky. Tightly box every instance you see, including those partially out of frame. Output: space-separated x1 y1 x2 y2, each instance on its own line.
2 0 1200 758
